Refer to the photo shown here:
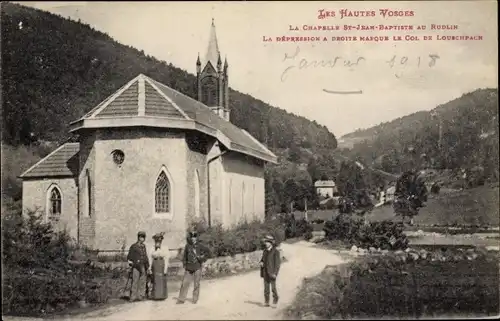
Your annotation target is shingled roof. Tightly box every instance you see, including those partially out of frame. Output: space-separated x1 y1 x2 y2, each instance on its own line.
20 143 79 178
69 74 277 163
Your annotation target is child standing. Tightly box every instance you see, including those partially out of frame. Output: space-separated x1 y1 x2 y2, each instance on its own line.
259 235 281 307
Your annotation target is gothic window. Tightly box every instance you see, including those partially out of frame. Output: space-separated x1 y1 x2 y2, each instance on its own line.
48 186 62 221
155 171 170 213
201 76 218 106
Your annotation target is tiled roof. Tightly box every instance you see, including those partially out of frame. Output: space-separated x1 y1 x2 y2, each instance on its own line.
70 74 277 163
20 143 79 178
95 81 138 117
144 82 184 118
150 79 275 159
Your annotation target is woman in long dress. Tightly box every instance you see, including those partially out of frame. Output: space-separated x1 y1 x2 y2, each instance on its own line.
148 232 169 300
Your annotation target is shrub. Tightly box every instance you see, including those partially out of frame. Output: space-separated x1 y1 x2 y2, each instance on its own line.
323 214 408 250
285 251 499 319
283 215 313 239
430 182 441 194
2 209 73 270
295 219 313 238
2 207 114 316
284 214 297 239
196 218 285 258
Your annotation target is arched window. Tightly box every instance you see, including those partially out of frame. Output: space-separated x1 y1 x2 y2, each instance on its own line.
48 186 62 221
155 171 170 213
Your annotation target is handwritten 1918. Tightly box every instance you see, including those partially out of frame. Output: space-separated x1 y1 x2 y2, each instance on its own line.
281 46 440 82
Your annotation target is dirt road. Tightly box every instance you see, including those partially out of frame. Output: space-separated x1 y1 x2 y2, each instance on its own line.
42 241 345 320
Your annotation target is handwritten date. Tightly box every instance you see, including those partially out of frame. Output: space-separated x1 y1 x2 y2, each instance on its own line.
280 46 440 82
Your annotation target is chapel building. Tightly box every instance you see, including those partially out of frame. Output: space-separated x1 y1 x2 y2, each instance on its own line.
20 20 277 252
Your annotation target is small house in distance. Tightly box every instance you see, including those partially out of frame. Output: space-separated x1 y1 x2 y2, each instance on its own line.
314 180 338 198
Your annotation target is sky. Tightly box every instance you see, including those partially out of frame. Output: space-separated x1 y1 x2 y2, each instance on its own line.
16 1 498 137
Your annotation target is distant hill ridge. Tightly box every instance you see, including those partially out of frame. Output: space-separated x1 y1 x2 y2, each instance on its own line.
338 88 499 180
341 88 497 142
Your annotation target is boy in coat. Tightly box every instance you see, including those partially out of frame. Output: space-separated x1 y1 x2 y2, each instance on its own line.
260 235 281 307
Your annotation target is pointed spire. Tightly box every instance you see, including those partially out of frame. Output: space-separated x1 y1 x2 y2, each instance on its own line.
196 52 201 66
205 18 220 69
224 55 228 69
217 53 222 68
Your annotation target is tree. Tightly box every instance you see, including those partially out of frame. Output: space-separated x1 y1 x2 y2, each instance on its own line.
288 144 302 163
393 170 428 225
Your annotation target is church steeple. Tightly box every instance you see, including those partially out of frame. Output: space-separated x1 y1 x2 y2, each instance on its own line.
205 18 221 70
196 18 230 121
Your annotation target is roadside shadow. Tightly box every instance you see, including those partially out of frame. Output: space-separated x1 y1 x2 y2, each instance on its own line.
244 300 266 307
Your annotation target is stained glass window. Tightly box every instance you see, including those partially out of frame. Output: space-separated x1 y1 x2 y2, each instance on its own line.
155 171 170 213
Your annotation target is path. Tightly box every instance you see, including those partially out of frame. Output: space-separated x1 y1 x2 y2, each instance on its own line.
15 241 344 321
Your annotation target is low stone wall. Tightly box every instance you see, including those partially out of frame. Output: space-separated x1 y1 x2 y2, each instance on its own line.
202 250 265 278
90 249 287 279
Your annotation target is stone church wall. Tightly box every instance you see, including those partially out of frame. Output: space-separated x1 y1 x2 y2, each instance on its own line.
222 152 266 227
78 132 97 248
89 129 189 252
22 178 78 240
185 133 211 224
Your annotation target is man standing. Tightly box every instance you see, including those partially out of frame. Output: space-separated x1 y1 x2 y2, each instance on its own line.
177 230 208 304
260 235 281 307
127 231 149 301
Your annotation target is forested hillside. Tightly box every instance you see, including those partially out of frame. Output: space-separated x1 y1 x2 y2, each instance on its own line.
1 2 343 211
340 88 499 181
1 2 337 150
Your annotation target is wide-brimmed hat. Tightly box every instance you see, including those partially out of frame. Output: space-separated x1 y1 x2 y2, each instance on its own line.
137 231 146 238
152 232 165 242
